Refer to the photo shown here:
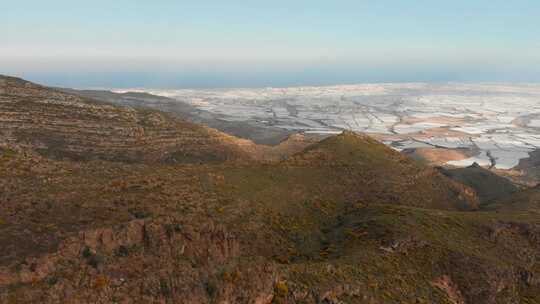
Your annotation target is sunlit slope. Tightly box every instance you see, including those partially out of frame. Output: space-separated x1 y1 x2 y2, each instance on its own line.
274 131 479 211
0 75 252 163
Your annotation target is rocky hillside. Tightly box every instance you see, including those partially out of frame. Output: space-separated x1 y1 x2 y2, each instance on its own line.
0 75 254 163
484 185 540 211
1 76 540 304
61 87 295 145
282 132 479 210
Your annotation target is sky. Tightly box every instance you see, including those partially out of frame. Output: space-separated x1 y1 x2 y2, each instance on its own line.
1 0 540 88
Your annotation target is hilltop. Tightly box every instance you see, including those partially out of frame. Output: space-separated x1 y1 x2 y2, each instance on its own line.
1 76 540 304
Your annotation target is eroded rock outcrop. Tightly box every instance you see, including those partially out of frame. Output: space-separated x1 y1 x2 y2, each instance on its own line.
0 217 279 303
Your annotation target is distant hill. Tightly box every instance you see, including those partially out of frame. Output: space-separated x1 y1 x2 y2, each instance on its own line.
60 87 295 145
438 162 520 204
59 87 199 120
280 131 480 210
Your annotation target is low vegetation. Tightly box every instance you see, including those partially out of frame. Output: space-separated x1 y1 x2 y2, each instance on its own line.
1 76 540 303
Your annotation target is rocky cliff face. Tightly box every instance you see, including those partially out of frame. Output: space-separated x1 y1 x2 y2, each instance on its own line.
0 217 277 304
1 76 540 304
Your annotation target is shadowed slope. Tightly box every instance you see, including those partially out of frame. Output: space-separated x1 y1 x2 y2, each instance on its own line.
61 87 295 145
438 163 520 204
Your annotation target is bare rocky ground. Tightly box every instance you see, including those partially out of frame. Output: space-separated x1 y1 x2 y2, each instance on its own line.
2 76 540 303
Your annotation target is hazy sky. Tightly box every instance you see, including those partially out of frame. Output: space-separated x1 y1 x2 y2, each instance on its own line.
2 0 540 88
